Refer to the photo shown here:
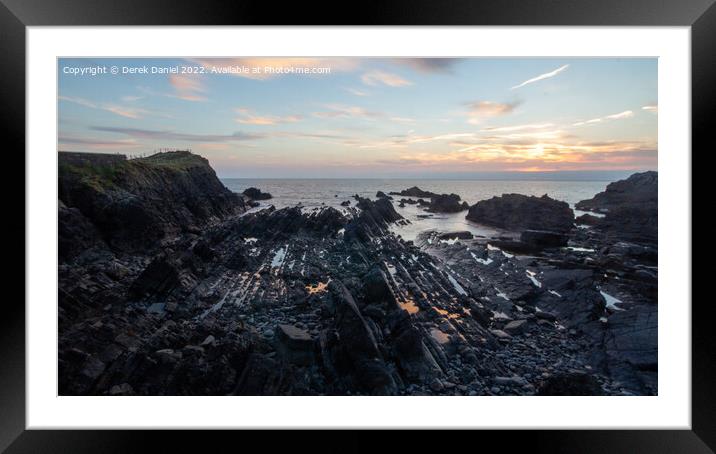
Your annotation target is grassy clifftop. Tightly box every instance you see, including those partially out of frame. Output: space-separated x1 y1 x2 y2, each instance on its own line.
59 150 211 191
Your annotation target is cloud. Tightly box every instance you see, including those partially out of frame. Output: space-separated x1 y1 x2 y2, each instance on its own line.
59 95 149 119
313 104 383 119
361 70 412 87
345 87 369 97
642 105 658 114
511 64 569 90
573 110 634 126
482 123 554 133
168 74 207 101
235 108 303 125
91 126 263 142
465 100 520 124
390 117 416 123
58 136 140 150
389 58 461 73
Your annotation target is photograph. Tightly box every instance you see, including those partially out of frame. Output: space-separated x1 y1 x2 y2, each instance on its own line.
57 56 658 397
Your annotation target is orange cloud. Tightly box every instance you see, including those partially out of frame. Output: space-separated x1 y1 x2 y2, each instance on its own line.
235 108 303 125
361 70 412 87
168 74 207 101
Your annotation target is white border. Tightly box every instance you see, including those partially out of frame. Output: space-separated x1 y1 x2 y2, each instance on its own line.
27 27 691 429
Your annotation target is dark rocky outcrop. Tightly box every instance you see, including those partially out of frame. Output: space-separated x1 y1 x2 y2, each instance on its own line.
58 151 245 254
427 193 469 213
242 187 273 200
57 153 656 397
375 191 391 199
389 186 438 199
576 171 657 212
576 171 657 245
466 194 574 233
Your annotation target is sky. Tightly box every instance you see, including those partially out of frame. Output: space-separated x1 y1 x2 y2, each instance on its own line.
58 57 657 178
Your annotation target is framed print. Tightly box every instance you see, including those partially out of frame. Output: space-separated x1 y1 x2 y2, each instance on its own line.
3 0 713 452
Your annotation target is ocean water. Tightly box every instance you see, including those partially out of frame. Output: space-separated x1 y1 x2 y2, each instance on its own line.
221 179 612 241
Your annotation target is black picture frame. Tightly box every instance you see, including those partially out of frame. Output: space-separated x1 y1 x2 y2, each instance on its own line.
2 0 712 452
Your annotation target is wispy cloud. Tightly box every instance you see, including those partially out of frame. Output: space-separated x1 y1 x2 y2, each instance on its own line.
573 110 634 126
345 87 370 97
313 104 383 119
511 64 569 90
483 123 554 133
58 136 140 150
642 105 658 114
235 108 303 125
465 101 520 124
361 70 412 87
91 126 263 142
59 95 149 119
168 74 207 101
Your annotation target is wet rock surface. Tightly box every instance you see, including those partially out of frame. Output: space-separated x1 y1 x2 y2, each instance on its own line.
58 161 657 396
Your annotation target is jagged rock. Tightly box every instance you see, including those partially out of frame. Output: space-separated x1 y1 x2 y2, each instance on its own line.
503 319 528 335
393 324 443 383
242 187 273 200
375 191 391 199
275 324 315 366
466 194 574 233
362 266 395 307
332 283 397 395
340 200 351 206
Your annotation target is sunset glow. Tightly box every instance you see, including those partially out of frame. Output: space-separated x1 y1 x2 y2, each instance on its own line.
58 57 657 177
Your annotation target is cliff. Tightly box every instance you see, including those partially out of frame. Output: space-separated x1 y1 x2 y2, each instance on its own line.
58 150 245 259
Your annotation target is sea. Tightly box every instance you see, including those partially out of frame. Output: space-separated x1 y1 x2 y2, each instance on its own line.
221 178 612 241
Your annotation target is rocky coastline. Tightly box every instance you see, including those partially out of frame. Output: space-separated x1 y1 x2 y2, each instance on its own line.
58 152 657 396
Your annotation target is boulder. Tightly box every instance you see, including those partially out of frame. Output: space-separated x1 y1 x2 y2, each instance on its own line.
375 191 392 199
427 194 469 213
274 324 315 366
503 319 528 335
466 194 574 233
242 187 272 200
